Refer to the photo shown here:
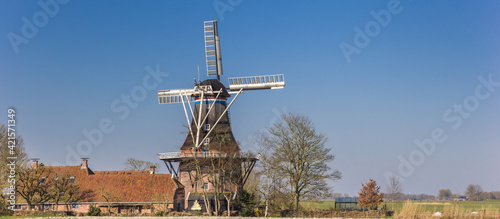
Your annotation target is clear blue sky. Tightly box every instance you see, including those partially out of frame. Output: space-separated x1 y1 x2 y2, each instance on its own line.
1 0 499 197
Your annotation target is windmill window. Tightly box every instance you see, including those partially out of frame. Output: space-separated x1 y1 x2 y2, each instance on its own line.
203 183 209 190
204 124 210 131
40 177 46 184
204 138 210 146
68 176 75 184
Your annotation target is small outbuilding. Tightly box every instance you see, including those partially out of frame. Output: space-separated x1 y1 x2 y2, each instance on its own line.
335 197 358 210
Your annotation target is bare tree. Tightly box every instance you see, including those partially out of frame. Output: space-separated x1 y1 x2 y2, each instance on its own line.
220 154 242 217
181 125 257 216
15 164 52 209
263 113 341 211
50 171 83 211
386 174 402 207
490 191 500 200
35 175 53 206
438 189 452 200
243 171 260 201
206 128 249 216
150 191 172 215
465 184 483 201
123 158 160 172
97 185 121 215
256 132 283 216
183 152 213 215
259 157 279 215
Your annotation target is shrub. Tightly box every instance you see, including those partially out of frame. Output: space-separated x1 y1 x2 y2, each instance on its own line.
0 199 14 216
280 209 293 217
155 210 169 216
237 190 258 216
240 208 255 217
87 204 101 216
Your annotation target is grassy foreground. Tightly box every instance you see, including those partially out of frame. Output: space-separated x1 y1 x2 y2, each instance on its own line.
302 200 500 214
1 201 499 218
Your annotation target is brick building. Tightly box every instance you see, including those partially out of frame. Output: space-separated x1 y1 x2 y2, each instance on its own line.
16 159 179 214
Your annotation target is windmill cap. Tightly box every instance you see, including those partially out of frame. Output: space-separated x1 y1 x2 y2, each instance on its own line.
198 79 230 97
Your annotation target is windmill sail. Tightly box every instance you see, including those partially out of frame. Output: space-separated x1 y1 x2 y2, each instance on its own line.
228 74 285 91
204 20 223 77
157 89 196 104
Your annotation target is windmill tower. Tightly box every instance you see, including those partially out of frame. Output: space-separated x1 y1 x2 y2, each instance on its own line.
157 20 285 212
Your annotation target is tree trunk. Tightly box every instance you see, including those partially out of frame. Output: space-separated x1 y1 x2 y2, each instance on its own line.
54 196 59 212
202 189 212 216
264 198 269 217
225 194 231 217
215 191 220 216
392 194 395 210
294 194 299 213
265 176 270 217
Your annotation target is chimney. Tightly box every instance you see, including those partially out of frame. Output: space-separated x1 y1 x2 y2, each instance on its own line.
81 158 88 169
32 159 39 169
150 165 155 174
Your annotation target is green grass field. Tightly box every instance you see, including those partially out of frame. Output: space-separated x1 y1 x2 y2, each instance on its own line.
301 200 500 213
2 200 499 218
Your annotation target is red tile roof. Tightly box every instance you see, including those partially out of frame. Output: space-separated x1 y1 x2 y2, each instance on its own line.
46 165 176 203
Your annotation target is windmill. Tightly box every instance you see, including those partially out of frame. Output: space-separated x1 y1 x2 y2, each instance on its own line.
156 20 285 212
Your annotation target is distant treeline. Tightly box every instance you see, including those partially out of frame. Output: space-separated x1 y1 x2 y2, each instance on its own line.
319 191 500 201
